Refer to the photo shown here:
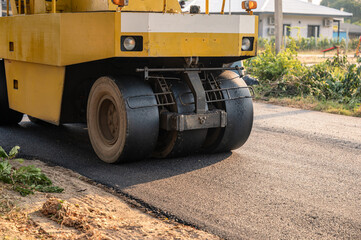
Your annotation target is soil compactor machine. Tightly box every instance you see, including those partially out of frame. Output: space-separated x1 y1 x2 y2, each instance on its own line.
0 0 258 163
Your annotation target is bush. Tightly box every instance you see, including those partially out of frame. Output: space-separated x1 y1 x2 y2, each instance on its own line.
301 56 361 104
245 40 361 110
245 39 306 97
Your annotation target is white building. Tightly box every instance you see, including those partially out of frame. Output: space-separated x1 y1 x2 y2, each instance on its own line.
0 0 8 17
184 0 352 39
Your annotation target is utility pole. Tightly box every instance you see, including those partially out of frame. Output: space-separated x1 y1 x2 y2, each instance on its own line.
346 27 349 53
275 0 283 54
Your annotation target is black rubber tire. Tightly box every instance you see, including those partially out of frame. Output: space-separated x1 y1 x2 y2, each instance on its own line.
0 60 23 125
203 70 253 153
152 79 208 158
87 76 159 163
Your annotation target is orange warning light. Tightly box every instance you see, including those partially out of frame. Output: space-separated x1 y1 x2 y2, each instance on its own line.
242 1 257 10
112 0 129 7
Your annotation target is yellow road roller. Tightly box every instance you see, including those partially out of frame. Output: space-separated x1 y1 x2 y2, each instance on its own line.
0 0 258 163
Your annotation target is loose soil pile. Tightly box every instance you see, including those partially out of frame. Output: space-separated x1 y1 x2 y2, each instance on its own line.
0 160 219 240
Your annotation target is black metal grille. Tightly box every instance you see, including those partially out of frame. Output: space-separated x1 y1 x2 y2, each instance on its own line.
179 86 254 106
128 66 254 109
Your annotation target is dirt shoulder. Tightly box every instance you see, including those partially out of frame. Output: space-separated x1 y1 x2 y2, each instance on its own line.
0 160 219 240
297 53 359 65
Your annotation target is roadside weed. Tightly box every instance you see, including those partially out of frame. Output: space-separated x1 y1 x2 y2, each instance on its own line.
0 146 63 196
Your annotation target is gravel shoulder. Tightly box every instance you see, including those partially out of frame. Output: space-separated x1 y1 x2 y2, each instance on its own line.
0 160 219 240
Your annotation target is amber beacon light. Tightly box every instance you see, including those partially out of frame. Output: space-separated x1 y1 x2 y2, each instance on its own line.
242 1 257 14
112 0 129 7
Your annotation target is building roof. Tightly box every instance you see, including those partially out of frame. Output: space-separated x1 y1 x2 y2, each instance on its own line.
184 0 353 18
340 23 361 34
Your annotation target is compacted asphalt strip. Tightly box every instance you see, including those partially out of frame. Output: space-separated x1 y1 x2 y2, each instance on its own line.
1 102 360 239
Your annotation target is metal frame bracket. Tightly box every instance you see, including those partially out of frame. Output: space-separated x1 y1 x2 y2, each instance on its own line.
183 71 207 114
160 110 227 132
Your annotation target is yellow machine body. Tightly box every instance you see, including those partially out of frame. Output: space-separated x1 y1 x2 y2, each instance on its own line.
4 60 65 123
9 0 182 14
0 0 258 125
0 12 258 65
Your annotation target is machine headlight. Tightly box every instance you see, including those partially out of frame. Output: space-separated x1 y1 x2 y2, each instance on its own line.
121 36 143 52
241 38 252 51
123 37 136 51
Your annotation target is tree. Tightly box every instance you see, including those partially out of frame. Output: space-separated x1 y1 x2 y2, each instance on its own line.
321 0 361 25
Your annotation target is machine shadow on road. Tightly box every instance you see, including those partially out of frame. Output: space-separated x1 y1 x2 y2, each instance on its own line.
0 119 232 189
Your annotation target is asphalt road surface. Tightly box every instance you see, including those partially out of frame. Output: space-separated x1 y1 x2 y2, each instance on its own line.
1 102 360 239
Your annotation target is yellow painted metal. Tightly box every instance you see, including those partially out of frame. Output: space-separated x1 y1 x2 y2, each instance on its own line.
221 0 226 14
115 14 258 57
52 0 56 13
10 0 18 14
0 12 257 66
122 0 181 13
0 13 115 66
0 14 61 65
206 0 209 14
29 0 34 14
115 32 257 58
32 0 44 14
59 12 115 66
6 0 9 16
18 0 21 14
8 0 181 14
163 0 167 13
71 0 112 12
4 60 65 125
24 0 27 14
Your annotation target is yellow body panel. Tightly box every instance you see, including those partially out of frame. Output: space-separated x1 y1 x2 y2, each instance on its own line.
0 14 61 65
0 12 258 66
10 0 181 14
60 13 115 66
0 13 116 66
123 0 181 13
116 32 257 57
5 60 65 125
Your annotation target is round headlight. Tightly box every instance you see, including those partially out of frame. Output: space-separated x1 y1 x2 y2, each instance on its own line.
241 38 252 51
124 37 136 51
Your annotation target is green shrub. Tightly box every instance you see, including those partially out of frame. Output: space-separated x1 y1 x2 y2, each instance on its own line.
302 56 361 105
245 41 361 110
245 40 306 97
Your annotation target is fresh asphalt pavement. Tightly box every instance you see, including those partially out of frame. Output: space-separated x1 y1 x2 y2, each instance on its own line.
1 102 360 239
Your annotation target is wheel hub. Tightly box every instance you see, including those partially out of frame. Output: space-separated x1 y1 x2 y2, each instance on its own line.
98 97 119 145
